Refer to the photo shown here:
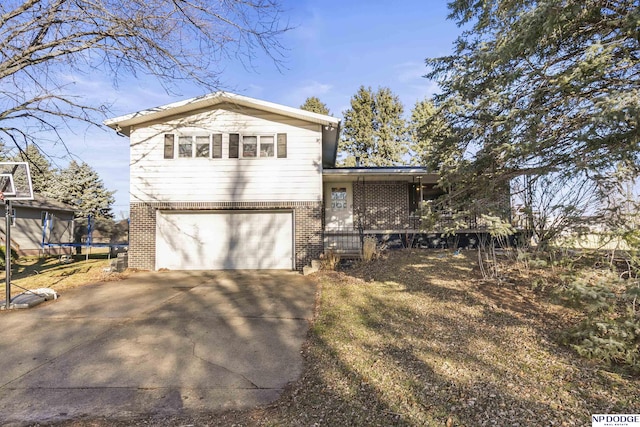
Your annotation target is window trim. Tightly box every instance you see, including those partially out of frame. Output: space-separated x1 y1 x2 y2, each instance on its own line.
178 135 194 158
239 134 278 159
194 135 211 158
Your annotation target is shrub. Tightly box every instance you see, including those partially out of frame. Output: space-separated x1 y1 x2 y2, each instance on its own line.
320 250 340 270
567 314 640 372
362 236 378 262
560 269 640 372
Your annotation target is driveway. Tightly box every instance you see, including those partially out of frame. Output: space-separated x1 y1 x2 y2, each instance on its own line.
0 270 317 426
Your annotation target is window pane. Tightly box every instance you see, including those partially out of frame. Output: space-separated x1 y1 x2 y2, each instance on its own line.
195 136 209 158
229 134 239 158
164 134 175 159
243 136 257 157
178 136 192 157
331 188 347 209
212 134 222 158
277 133 287 158
196 143 210 157
260 136 274 157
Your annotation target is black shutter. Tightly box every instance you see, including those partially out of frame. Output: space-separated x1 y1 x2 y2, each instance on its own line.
277 133 287 158
212 134 222 158
164 134 175 159
229 133 239 158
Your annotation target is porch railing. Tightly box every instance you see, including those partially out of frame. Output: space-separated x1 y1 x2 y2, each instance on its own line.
323 228 362 256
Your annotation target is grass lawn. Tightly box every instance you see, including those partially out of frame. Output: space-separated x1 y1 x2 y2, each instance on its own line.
0 254 126 302
47 250 640 426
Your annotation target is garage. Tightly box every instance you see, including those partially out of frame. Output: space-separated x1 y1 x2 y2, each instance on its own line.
155 210 294 270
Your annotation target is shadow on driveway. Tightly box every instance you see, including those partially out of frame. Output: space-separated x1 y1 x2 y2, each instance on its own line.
0 270 316 425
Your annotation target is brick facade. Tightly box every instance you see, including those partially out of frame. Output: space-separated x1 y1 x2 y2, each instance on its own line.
353 181 412 230
129 201 322 271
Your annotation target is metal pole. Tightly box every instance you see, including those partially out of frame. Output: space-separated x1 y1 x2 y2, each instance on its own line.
86 214 91 261
5 199 11 310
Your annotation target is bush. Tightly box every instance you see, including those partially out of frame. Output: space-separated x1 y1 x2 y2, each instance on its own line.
567 314 640 372
560 269 640 372
320 250 340 270
362 236 378 262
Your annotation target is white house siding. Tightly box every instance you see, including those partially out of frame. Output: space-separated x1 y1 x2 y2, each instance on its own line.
127 104 325 271
129 105 323 204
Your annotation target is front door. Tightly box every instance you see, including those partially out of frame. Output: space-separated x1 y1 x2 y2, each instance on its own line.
324 182 353 231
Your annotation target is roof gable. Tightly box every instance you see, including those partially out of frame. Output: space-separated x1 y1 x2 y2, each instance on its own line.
105 91 340 167
105 91 339 135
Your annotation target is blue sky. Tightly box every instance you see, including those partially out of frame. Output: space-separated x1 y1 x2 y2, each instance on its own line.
57 1 463 218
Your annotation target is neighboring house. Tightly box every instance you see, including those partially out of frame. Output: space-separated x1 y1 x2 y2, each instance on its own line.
0 194 75 256
105 92 505 271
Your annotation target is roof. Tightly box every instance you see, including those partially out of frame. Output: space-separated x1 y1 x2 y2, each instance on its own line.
12 194 76 212
323 166 439 183
104 92 341 167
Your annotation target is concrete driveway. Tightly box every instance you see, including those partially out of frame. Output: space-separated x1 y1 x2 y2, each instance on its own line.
0 270 317 426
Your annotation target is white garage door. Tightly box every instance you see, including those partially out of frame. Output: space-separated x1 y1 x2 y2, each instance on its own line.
156 210 293 270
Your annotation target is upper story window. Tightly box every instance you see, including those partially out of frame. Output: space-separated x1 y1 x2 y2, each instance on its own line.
195 136 210 158
242 136 257 157
178 136 193 158
163 133 286 159
166 134 220 159
242 135 276 158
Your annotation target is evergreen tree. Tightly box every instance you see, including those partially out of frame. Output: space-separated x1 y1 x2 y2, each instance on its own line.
11 145 55 194
49 161 115 219
426 0 640 190
300 97 331 115
339 86 408 166
409 99 451 169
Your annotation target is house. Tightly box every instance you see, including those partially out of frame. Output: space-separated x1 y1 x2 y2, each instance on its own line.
105 92 503 271
0 194 75 256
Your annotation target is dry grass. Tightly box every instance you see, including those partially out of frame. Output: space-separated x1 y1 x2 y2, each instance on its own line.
43 250 640 426
245 251 638 426
1 255 128 300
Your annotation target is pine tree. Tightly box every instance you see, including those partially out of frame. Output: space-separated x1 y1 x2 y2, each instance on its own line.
426 0 640 188
339 86 408 166
49 161 115 219
409 98 452 169
11 145 55 194
300 97 331 115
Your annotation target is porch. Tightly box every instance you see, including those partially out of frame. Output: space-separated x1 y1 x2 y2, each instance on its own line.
322 166 508 256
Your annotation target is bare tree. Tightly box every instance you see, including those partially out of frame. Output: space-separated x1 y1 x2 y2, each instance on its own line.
0 0 290 153
511 172 601 251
